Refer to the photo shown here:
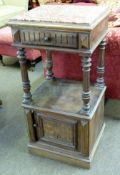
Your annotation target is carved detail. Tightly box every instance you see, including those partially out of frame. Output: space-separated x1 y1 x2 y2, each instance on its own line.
37 113 77 149
43 119 73 143
20 29 78 48
12 28 20 43
96 39 106 88
81 119 88 126
17 48 32 104
46 50 53 80
79 33 89 49
80 56 91 115
80 120 89 156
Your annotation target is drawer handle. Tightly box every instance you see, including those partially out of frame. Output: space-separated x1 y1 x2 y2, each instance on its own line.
44 36 51 42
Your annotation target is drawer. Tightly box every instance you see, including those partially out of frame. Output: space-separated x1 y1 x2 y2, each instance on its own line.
19 29 78 49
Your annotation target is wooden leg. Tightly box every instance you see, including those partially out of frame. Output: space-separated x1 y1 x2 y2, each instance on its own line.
80 55 91 116
46 50 53 80
17 48 32 104
96 39 106 88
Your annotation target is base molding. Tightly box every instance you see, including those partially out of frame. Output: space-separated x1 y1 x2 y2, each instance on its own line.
28 143 91 169
28 123 105 169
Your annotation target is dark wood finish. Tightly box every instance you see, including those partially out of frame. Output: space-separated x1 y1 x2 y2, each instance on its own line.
20 29 78 49
81 55 91 115
96 39 106 88
9 5 109 168
28 141 91 168
23 79 104 114
9 6 109 55
23 79 106 168
89 95 104 153
26 88 105 168
25 109 37 142
45 50 53 80
17 48 32 104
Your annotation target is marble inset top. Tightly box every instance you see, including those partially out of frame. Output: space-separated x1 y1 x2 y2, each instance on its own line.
11 5 109 27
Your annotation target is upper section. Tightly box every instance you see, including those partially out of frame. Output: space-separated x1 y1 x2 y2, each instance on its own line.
8 4 109 30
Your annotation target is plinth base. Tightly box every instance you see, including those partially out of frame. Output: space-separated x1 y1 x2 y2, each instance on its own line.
28 123 105 169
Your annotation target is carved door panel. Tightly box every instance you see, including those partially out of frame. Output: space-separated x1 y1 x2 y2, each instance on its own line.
34 112 78 150
25 109 90 155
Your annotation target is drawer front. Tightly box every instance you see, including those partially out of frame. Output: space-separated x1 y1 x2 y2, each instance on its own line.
20 29 78 49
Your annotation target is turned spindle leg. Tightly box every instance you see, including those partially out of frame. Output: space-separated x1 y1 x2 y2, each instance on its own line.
96 39 106 88
17 48 32 104
46 50 53 80
80 55 91 115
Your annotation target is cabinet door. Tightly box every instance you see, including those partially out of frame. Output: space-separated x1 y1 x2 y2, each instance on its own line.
25 109 90 155
34 111 77 151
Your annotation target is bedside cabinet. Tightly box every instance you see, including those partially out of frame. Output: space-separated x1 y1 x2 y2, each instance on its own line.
9 5 109 168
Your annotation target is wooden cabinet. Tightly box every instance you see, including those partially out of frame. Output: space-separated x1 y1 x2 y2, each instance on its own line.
23 79 105 167
9 5 109 168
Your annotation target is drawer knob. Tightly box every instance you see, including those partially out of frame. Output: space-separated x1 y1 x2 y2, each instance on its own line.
44 36 51 41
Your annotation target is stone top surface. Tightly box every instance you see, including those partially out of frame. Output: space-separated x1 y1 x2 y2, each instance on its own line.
11 5 109 26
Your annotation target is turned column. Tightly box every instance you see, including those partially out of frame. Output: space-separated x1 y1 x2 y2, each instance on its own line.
17 48 32 104
81 55 91 115
96 39 106 88
46 50 53 80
